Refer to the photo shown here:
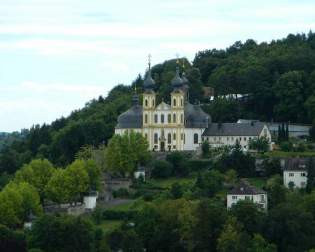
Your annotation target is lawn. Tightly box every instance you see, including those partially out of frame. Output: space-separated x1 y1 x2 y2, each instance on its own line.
246 177 267 189
261 151 315 158
149 177 196 189
97 220 122 234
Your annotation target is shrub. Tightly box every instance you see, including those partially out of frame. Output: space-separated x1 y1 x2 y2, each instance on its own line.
280 141 294 152
103 210 137 220
151 160 173 178
112 188 130 199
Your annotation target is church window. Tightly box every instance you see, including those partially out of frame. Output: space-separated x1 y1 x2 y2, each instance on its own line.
180 114 184 123
154 133 158 144
181 133 184 140
244 137 247 141
173 133 176 140
173 98 176 107
168 114 171 123
173 113 176 123
168 133 171 144
154 114 158 123
145 114 148 124
145 133 148 139
145 99 148 107
194 133 198 144
152 99 155 107
161 114 164 123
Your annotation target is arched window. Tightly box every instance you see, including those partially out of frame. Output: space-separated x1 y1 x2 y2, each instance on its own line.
154 114 158 123
173 113 176 123
152 99 155 107
144 114 148 124
180 114 184 124
173 133 176 140
154 133 158 144
173 98 176 107
168 133 172 144
161 114 164 123
194 133 198 144
168 114 171 123
145 99 148 107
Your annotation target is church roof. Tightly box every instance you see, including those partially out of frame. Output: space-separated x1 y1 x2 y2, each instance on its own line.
203 122 266 136
184 102 210 128
171 67 184 89
116 105 143 129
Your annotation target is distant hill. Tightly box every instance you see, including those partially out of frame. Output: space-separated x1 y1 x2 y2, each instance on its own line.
1 31 315 174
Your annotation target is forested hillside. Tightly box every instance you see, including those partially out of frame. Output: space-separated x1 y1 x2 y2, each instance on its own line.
1 32 315 174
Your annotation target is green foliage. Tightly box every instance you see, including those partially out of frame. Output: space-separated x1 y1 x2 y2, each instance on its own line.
0 224 26 252
214 143 256 177
263 159 281 177
310 120 315 141
249 136 270 153
14 159 55 201
0 182 42 227
201 140 210 157
194 170 224 198
105 131 150 177
151 160 173 178
170 182 183 199
166 151 189 176
29 215 95 252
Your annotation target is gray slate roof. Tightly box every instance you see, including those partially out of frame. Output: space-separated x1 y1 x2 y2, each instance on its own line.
283 158 308 171
202 122 265 136
116 105 143 129
228 180 266 195
184 103 210 128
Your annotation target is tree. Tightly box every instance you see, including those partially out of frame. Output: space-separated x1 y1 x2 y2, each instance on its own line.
0 182 42 227
193 200 227 251
249 137 270 153
0 224 27 252
217 217 249 252
105 131 150 176
201 140 210 157
248 234 277 252
273 71 307 122
45 169 71 204
151 160 173 178
263 159 281 177
310 120 315 141
194 169 224 197
14 159 56 201
166 151 188 176
266 175 287 208
64 160 90 203
231 200 266 234
170 182 183 199
305 95 315 121
29 215 95 252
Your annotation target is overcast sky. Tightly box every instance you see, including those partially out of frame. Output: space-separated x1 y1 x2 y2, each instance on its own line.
0 0 314 132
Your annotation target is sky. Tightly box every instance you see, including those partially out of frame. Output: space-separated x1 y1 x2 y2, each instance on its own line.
0 0 314 132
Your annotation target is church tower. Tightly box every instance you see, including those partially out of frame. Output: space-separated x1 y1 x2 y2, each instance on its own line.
170 66 185 150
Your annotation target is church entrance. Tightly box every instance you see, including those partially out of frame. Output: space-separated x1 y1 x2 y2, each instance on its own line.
160 141 165 152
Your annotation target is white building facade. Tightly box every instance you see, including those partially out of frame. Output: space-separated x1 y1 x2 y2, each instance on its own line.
227 181 268 210
283 169 308 188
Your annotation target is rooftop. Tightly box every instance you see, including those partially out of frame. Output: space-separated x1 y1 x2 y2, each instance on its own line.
228 180 266 195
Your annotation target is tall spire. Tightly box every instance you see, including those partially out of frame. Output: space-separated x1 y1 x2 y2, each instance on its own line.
132 83 139 105
143 54 155 91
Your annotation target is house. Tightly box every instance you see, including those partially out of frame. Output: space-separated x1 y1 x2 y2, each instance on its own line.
115 60 272 152
283 160 308 188
202 122 272 151
227 180 267 210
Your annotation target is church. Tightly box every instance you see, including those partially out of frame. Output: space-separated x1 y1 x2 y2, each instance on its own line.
115 62 271 152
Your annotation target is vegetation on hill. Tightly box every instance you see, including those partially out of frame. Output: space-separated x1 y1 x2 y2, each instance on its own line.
1 32 315 175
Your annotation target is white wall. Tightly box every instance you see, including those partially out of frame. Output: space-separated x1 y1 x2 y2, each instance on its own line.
83 195 98 210
283 170 308 188
184 128 205 151
227 193 267 210
203 135 258 150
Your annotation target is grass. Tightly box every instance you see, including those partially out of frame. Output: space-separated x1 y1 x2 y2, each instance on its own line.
261 151 315 158
149 177 196 189
97 220 122 234
246 177 267 189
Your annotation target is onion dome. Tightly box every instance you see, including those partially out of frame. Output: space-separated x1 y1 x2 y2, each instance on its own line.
181 71 189 90
171 67 184 89
143 69 155 91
